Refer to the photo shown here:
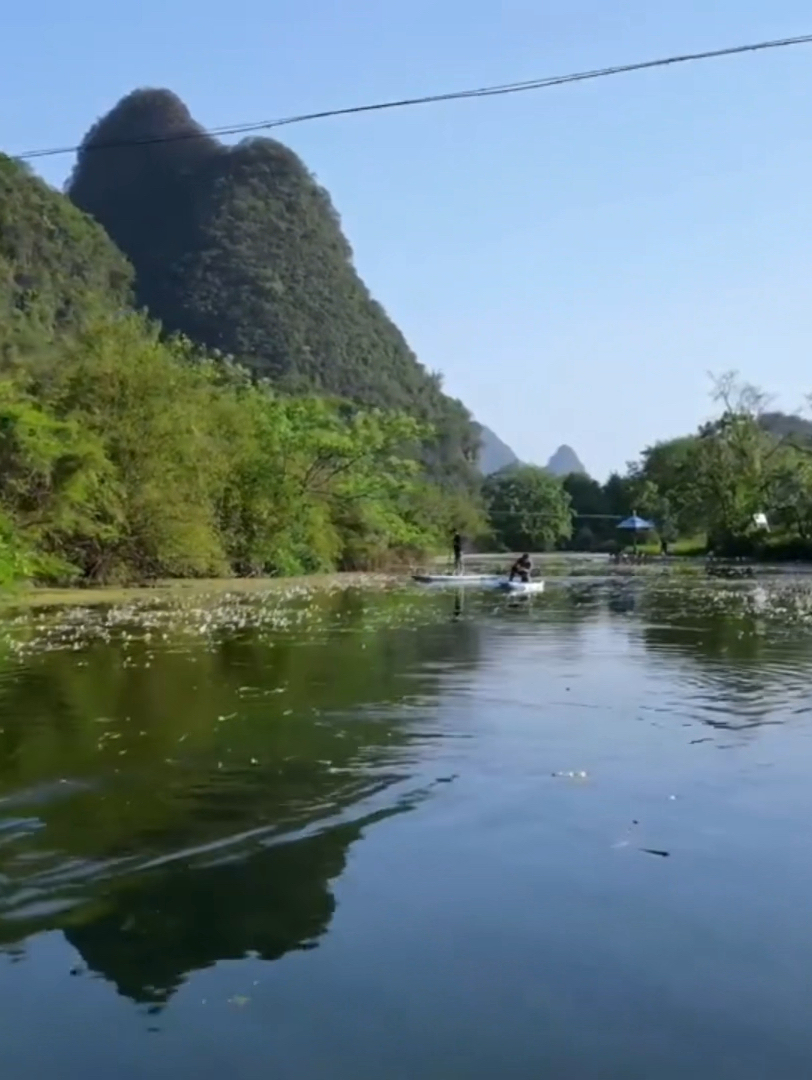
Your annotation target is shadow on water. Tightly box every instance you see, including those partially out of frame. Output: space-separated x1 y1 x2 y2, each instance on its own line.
0 587 482 1003
63 814 391 1007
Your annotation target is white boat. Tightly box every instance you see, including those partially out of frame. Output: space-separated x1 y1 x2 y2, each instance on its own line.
496 579 545 595
412 573 504 587
412 574 544 594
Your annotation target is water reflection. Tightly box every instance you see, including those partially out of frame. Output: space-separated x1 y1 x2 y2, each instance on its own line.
64 816 385 1006
0 587 481 1001
2 572 812 1078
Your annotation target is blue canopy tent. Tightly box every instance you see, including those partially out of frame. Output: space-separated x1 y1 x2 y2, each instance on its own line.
617 513 654 554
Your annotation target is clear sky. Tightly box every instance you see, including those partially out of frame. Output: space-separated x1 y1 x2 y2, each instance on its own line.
4 0 812 477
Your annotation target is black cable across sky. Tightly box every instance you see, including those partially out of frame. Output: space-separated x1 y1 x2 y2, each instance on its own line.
17 32 812 161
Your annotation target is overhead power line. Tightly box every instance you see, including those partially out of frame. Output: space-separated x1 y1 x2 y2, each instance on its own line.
17 32 812 162
488 511 626 520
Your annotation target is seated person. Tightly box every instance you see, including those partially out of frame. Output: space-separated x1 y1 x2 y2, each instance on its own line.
509 553 532 583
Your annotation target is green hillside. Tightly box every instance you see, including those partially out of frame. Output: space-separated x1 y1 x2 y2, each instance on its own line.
68 89 478 482
0 153 480 585
0 155 132 362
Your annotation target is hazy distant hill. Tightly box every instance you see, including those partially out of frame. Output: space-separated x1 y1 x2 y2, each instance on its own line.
760 411 812 443
546 445 587 477
475 424 519 475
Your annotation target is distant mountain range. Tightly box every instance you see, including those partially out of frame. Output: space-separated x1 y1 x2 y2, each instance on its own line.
475 425 520 475
476 427 587 478
759 411 812 442
476 413 812 486
545 445 587 477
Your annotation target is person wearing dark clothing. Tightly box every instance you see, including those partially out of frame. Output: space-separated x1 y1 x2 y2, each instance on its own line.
452 532 463 573
509 553 532 583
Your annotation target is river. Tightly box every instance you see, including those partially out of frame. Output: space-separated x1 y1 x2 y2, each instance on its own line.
1 564 812 1079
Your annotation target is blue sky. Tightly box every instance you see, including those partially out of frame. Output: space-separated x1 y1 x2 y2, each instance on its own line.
4 0 812 477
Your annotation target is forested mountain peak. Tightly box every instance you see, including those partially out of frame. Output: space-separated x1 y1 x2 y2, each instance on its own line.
69 88 221 177
67 90 478 480
759 411 812 444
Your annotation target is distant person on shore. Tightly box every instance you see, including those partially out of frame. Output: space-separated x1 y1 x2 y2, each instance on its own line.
509 553 532 583
452 531 463 574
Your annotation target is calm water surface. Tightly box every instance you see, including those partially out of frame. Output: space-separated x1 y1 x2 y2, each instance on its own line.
2 567 812 1078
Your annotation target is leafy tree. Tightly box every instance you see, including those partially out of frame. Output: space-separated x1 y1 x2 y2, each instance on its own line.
0 378 119 580
602 472 635 520
687 375 780 549
629 436 704 540
215 391 431 575
483 466 572 551
0 154 131 369
623 374 812 553
0 153 475 585
561 473 615 548
767 445 812 540
35 316 234 579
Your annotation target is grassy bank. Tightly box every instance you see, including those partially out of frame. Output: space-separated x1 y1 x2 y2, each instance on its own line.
0 572 396 610
632 534 812 563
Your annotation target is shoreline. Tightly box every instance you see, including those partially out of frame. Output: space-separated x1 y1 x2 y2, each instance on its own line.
0 572 395 610
6 552 812 612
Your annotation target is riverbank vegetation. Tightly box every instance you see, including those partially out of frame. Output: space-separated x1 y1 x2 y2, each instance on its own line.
532 374 812 560
0 152 484 586
5 79 812 585
0 306 478 584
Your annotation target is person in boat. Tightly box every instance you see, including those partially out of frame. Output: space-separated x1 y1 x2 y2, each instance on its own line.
509 553 532 583
452 531 463 574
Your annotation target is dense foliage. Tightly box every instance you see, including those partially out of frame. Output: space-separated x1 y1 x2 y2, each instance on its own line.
0 154 483 585
68 89 479 486
0 156 132 364
0 311 465 583
560 375 812 558
622 376 812 555
558 472 634 550
9 122 812 577
483 465 573 551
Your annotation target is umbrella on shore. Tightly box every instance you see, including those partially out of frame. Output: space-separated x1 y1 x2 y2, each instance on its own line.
617 513 654 554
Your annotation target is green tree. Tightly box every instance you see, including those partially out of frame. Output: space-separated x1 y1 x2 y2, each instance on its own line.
622 374 801 553
216 391 431 575
602 472 635 520
562 473 614 549
38 316 232 580
0 377 122 581
0 154 131 370
627 436 704 540
767 445 812 540
0 150 488 587
483 466 573 551
687 375 780 550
